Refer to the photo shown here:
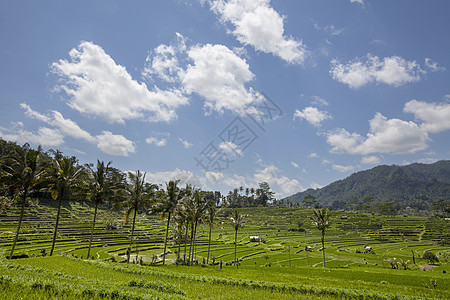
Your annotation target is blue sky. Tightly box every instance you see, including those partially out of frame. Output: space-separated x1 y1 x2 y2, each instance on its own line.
1 0 449 198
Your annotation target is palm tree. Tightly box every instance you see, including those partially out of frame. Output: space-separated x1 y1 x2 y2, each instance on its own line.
206 202 219 264
45 155 86 256
152 180 181 265
120 170 156 263
86 160 125 259
230 208 247 268
310 207 332 267
1 144 46 259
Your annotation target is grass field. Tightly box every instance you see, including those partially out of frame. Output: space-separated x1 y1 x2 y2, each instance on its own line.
0 200 449 299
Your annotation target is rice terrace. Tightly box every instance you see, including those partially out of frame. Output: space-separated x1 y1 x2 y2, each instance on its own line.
1 1 450 299
0 141 449 299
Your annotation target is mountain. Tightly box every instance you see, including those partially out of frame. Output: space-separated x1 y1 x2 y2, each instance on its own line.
284 160 450 210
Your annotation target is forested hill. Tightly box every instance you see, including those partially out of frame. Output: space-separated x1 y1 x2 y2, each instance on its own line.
285 160 450 210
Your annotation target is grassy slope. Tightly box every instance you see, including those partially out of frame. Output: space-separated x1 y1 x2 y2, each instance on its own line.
0 202 449 299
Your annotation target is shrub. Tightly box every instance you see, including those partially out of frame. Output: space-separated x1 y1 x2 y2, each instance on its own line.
423 251 439 264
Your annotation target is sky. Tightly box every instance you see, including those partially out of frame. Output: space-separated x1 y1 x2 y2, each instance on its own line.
1 0 450 198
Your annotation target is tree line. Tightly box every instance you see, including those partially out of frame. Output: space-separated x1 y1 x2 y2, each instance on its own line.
0 140 276 267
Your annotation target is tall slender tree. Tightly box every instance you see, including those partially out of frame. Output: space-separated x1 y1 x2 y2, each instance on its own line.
86 160 125 258
310 208 332 268
206 202 220 264
152 180 181 265
120 170 156 263
230 208 247 268
1 144 46 259
45 155 87 256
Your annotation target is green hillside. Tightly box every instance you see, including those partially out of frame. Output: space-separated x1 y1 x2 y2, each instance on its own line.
285 161 450 211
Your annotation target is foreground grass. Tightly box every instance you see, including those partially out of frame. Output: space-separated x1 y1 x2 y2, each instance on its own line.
1 255 448 299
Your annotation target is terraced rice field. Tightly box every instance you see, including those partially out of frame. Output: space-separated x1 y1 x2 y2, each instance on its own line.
0 201 449 299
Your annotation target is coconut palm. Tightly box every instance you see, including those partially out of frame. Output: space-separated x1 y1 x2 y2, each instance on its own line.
206 202 220 264
152 180 181 265
310 207 332 267
230 208 247 268
1 144 46 259
45 155 87 256
86 160 125 258
120 170 157 263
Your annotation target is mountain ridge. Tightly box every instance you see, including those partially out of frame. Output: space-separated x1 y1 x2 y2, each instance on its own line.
284 160 450 210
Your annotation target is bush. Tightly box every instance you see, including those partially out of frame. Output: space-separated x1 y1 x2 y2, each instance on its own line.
423 251 439 264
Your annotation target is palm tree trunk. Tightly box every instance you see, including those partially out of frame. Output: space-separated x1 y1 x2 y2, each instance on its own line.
321 231 325 268
177 227 182 263
163 212 171 265
183 221 189 264
234 229 238 268
191 219 198 265
127 206 138 263
188 221 195 265
9 191 27 259
207 227 212 264
87 201 99 259
50 194 63 256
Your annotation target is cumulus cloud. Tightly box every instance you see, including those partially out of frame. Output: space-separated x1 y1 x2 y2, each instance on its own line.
142 32 186 83
294 106 332 127
19 104 134 156
52 41 188 124
330 54 424 88
404 99 450 133
219 141 243 156
144 168 205 188
146 137 167 147
206 0 308 64
350 0 363 4
326 113 430 155
0 125 64 147
96 131 135 156
253 165 303 196
181 43 262 115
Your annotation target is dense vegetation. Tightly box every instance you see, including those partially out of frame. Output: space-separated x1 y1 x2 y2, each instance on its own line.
285 161 450 212
0 139 449 299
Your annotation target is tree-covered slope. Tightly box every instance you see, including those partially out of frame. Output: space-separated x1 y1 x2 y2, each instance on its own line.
285 161 450 210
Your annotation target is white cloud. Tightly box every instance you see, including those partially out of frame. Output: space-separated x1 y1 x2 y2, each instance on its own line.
291 161 299 168
350 0 363 4
403 99 450 133
21 103 95 142
330 54 424 88
20 104 136 156
207 0 308 64
144 168 205 188
96 131 136 156
0 125 64 147
253 165 303 196
181 43 261 115
294 106 332 127
219 141 243 156
179 138 193 149
52 41 188 124
361 156 381 165
146 137 167 147
327 113 430 155
331 163 355 172
425 58 445 72
311 96 328 106
142 32 186 83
